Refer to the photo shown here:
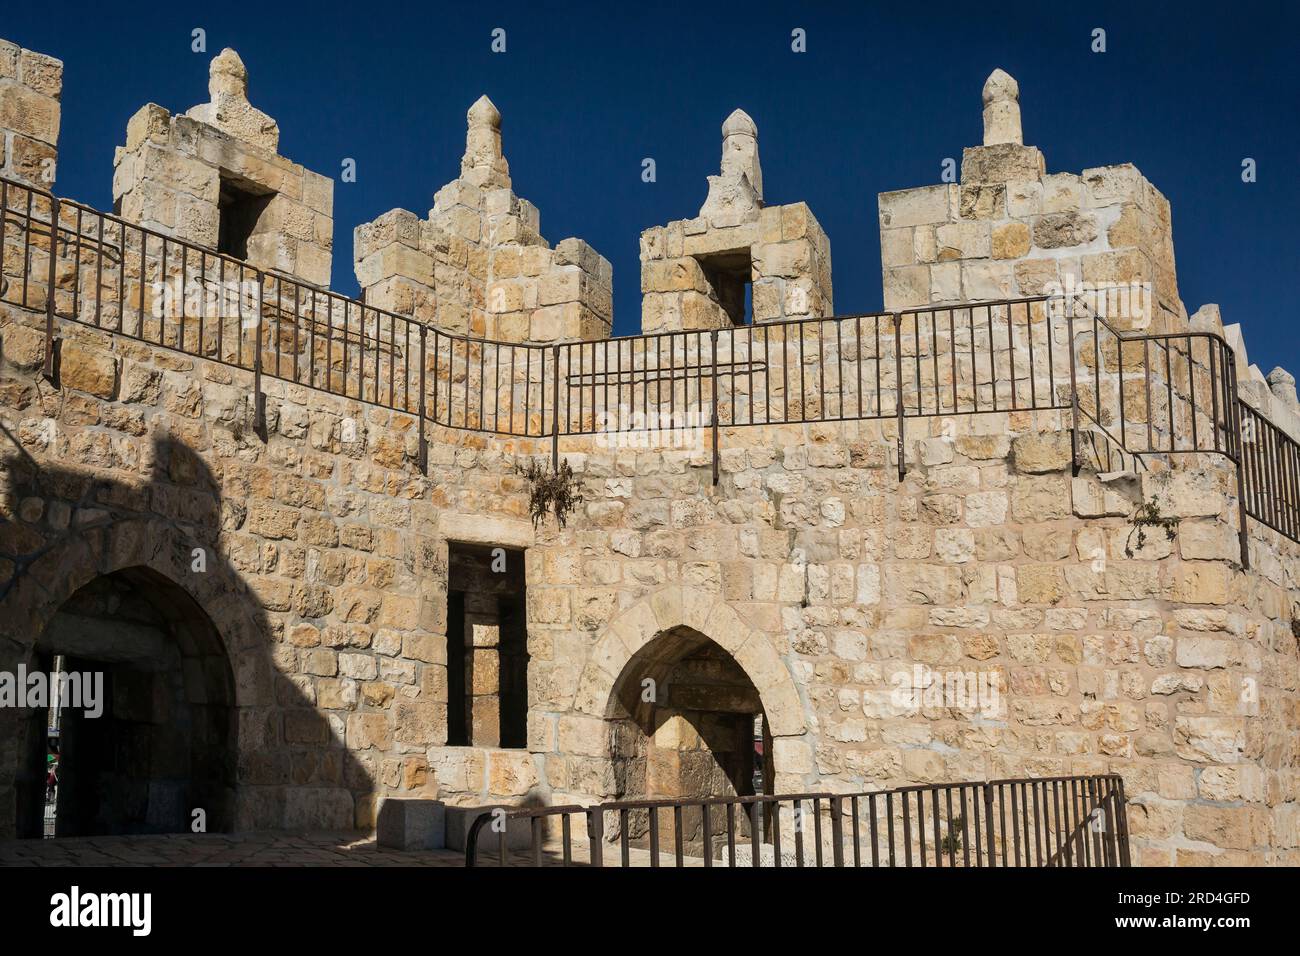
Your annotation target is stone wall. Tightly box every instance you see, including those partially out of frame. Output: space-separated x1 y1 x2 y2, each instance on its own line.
353 97 612 345
0 39 60 189
2 292 1297 862
0 39 1296 865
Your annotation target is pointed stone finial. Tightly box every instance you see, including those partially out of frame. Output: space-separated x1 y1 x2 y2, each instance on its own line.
461 95 510 188
982 68 1022 146
720 108 762 200
468 94 501 130
184 47 278 152
700 109 763 227
1267 367 1298 409
209 48 249 100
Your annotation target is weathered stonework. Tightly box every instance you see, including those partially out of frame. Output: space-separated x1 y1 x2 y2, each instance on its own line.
353 96 612 344
113 49 334 287
0 39 60 188
640 110 833 332
880 70 1181 338
0 43 1296 866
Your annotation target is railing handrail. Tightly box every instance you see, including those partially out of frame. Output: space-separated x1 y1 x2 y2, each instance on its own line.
463 773 1130 868
3 173 1294 559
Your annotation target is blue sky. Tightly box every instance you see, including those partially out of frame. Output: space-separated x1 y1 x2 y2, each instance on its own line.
6 1 1298 370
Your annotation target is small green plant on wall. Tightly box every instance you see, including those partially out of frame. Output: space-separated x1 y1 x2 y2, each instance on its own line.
1124 490 1180 559
516 457 584 529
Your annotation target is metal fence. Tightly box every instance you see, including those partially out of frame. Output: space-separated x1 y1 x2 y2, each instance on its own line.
463 774 1130 868
1 174 1294 558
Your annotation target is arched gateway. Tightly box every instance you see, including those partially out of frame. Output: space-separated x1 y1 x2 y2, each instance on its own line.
0 518 246 840
570 588 808 859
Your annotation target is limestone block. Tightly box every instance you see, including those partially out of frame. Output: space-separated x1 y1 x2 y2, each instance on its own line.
59 344 116 398
961 145 1045 184
879 185 957 229
1032 211 1098 249
376 799 447 851
1012 431 1072 473
0 81 60 143
991 221 1031 259
883 265 930 310
961 260 1013 301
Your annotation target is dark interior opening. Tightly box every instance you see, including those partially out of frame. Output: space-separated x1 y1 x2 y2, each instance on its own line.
606 626 773 860
696 250 753 325
217 173 274 260
445 543 528 749
17 567 236 839
446 591 467 746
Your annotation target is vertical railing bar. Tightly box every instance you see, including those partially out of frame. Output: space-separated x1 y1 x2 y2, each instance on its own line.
951 785 961 868
22 189 34 310
619 808 630 868
850 796 860 867
1164 340 1174 452
983 785 995 867
895 313 905 481
418 327 427 472
902 790 912 867
886 791 896 866
916 790 927 868
793 798 804 868
726 802 736 867
949 309 958 413
701 803 712 868
589 808 603 868
813 797 824 868
673 805 684 868
856 315 864 419
41 195 60 378
998 784 1008 866
648 806 660 868
869 794 879 867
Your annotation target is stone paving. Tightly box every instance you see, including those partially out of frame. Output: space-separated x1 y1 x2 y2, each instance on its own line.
0 832 467 867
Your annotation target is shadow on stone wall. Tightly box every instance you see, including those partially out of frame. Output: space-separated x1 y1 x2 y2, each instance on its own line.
0 428 373 839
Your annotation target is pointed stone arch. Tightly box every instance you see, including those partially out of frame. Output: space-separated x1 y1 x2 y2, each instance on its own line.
0 514 268 838
573 585 806 741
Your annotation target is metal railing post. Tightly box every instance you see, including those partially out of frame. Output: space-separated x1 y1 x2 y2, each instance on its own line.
1067 304 1080 476
894 312 905 482
252 270 266 436
983 785 997 866
551 343 561 472
1113 776 1132 868
830 796 844 867
710 329 720 486
42 194 59 384
588 807 603 867
1230 366 1251 570
418 325 428 474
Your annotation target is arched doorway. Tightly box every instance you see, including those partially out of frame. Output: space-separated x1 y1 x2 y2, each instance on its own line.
606 626 773 859
15 567 236 838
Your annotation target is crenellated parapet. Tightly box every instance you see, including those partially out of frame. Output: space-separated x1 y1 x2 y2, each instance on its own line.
879 69 1181 338
640 109 832 333
1 35 1299 864
111 49 334 287
353 96 612 345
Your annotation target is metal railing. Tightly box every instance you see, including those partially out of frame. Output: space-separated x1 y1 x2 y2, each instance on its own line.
1 174 1294 557
463 774 1130 868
